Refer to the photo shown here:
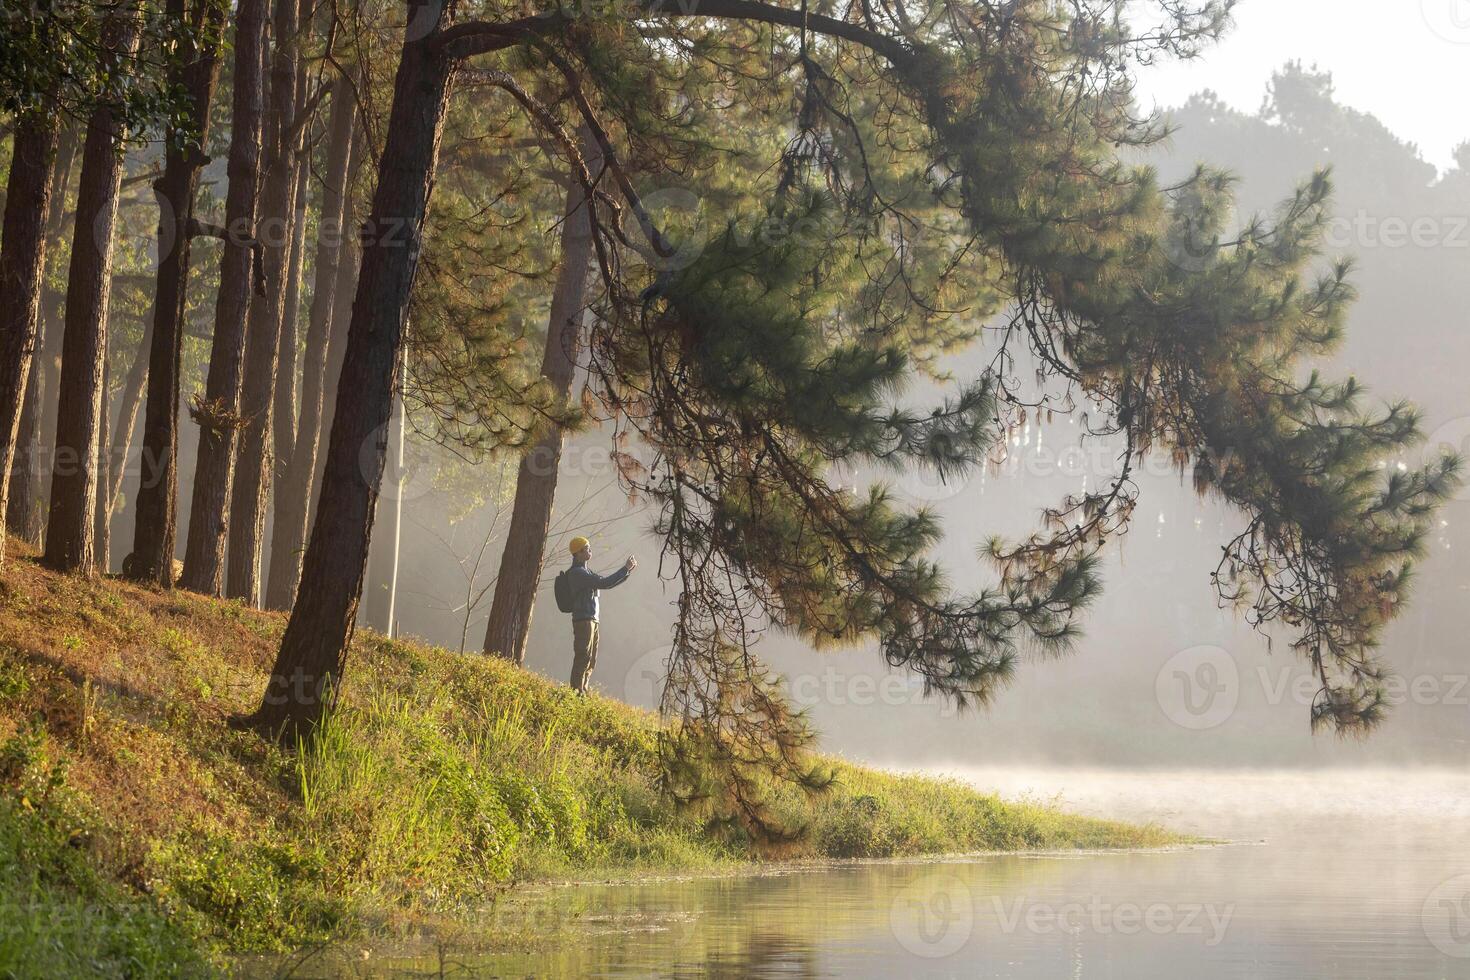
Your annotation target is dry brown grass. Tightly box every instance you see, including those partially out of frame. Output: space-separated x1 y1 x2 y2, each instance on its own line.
0 544 301 872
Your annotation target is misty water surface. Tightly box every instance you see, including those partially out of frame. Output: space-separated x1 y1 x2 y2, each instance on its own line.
268 768 1470 978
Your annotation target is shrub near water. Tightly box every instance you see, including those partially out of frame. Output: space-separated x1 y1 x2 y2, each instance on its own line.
0 549 1178 964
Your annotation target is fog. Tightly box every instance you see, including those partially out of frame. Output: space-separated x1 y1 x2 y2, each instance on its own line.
1130 0 1470 174
229 56 1470 775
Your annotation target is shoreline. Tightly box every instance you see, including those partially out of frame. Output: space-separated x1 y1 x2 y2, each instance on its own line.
0 552 1185 973
236 838 1235 973
527 837 1228 888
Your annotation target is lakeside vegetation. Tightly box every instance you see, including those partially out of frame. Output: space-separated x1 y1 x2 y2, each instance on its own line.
0 545 1178 974
0 1 1458 976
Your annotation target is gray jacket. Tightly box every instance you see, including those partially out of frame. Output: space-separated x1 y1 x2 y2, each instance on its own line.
566 558 629 622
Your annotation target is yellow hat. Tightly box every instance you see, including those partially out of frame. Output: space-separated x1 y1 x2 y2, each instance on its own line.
569 536 590 555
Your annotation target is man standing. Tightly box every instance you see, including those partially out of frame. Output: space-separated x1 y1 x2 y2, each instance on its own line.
564 536 636 693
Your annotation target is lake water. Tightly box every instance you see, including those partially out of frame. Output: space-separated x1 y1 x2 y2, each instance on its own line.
280 768 1470 978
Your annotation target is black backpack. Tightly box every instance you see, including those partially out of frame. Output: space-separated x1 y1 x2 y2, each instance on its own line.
553 568 574 614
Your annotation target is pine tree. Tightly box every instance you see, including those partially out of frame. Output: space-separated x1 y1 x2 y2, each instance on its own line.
6 128 79 546
244 0 456 734
179 0 269 595
245 0 1455 760
226 0 306 605
0 112 62 568
128 0 229 586
264 75 362 611
43 12 143 574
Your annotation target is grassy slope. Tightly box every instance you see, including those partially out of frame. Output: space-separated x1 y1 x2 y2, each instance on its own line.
0 545 1178 974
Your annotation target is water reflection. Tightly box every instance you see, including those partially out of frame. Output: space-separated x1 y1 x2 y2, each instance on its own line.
262 769 1470 978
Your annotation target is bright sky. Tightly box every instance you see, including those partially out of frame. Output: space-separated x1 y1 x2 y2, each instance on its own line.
1129 0 1470 173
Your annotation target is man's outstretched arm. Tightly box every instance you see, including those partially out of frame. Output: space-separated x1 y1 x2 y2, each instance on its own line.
592 555 637 589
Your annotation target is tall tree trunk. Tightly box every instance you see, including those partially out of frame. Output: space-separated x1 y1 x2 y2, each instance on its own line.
483 133 598 661
365 354 406 635
0 111 62 566
7 354 45 543
272 14 312 478
93 350 112 571
226 0 302 605
179 0 269 595
314 196 360 513
265 79 359 611
245 0 452 737
273 156 309 479
43 15 142 574
10 276 69 544
103 318 151 526
128 0 228 586
8 126 80 545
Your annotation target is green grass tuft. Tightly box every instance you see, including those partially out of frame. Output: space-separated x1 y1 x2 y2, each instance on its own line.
0 729 214 978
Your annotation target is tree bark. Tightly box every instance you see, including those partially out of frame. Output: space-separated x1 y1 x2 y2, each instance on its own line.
265 78 359 611
246 0 452 737
8 127 80 546
179 0 269 595
365 353 406 635
102 317 151 525
128 0 228 586
93 349 112 571
273 155 309 478
7 353 45 543
272 12 312 477
482 132 598 661
43 15 142 574
314 190 361 514
0 111 62 566
226 0 302 605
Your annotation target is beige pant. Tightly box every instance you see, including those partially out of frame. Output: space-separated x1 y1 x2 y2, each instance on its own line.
571 619 599 693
